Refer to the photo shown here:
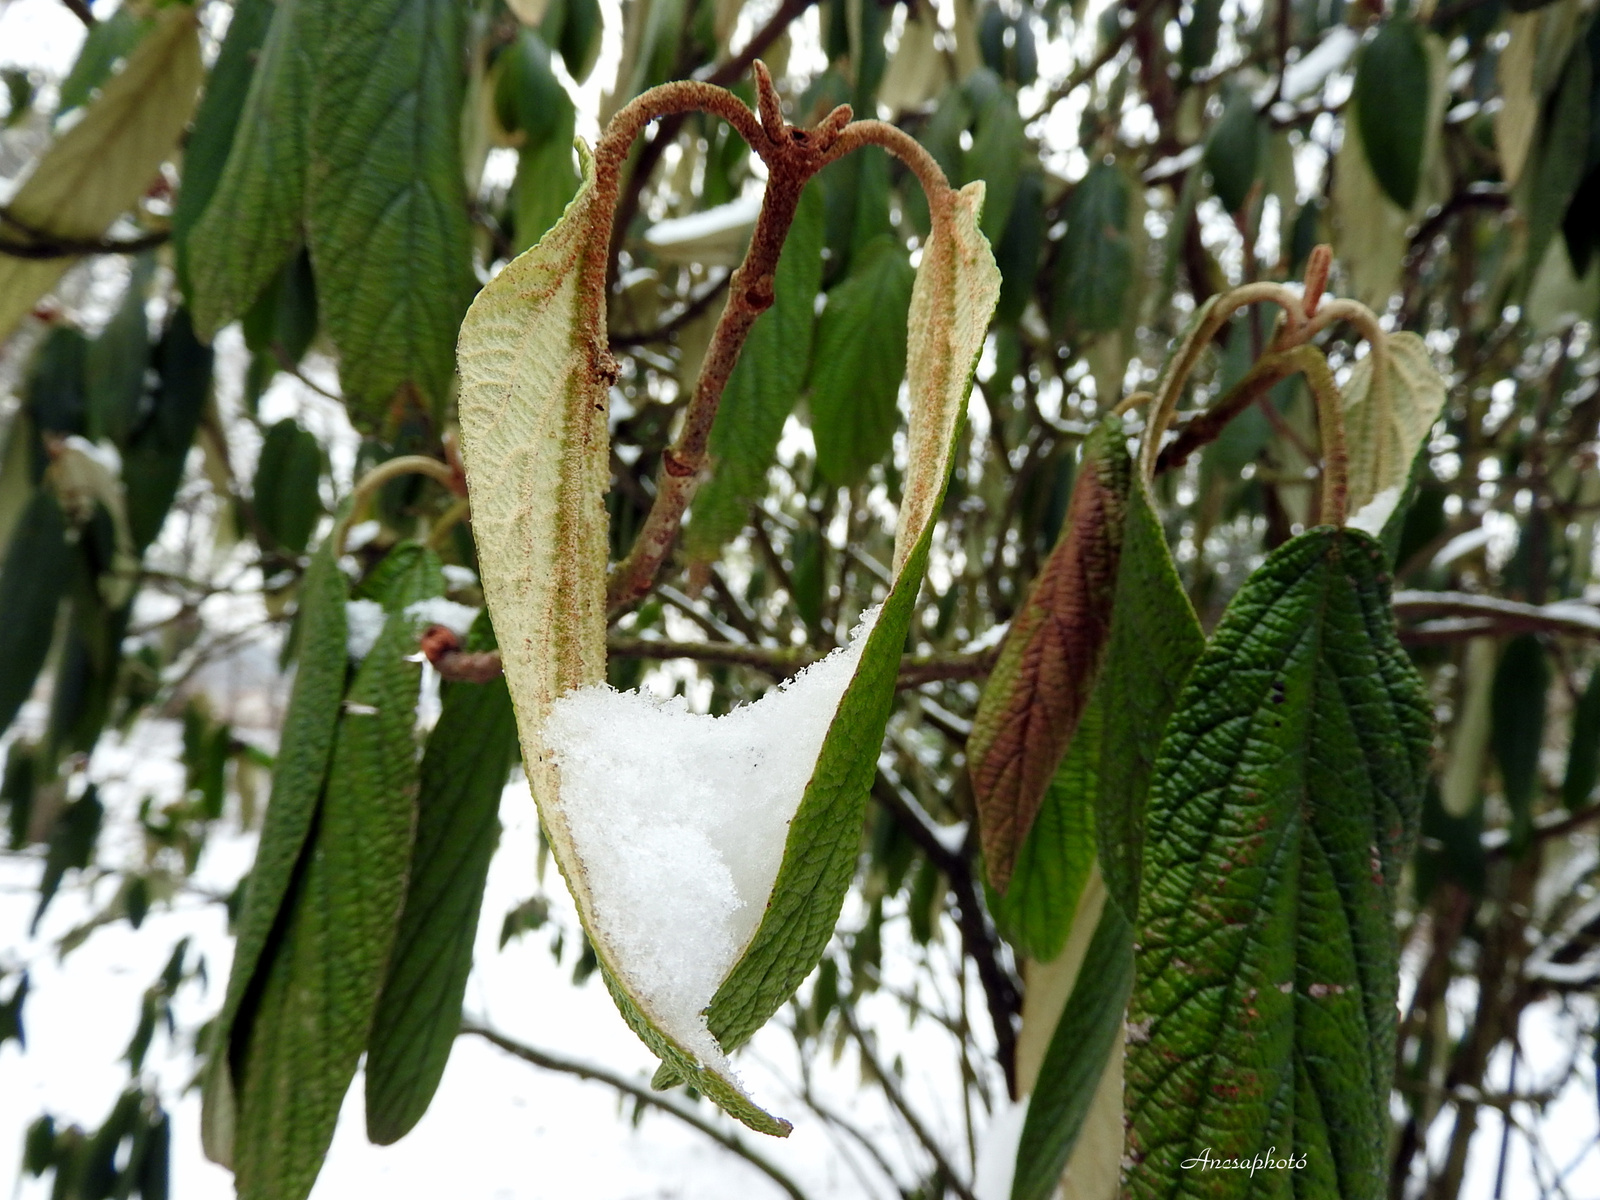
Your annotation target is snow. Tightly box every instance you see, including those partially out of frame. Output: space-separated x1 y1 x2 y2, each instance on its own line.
402 597 479 636
1348 484 1402 537
344 599 386 661
543 609 880 1071
972 1097 1030 1200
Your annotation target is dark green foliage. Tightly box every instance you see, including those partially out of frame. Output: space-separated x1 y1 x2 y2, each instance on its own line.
1355 19 1432 209
0 491 72 735
1493 634 1550 844
252 419 325 557
1052 163 1133 336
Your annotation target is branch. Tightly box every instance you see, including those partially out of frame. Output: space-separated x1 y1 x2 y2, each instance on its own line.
838 1005 981 1200
60 0 95 27
0 208 169 260
462 1022 812 1200
1393 591 1600 642
1036 0 1157 115
423 626 998 689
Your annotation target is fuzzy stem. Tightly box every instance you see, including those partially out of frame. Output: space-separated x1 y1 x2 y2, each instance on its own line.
1279 344 1348 526
334 455 459 555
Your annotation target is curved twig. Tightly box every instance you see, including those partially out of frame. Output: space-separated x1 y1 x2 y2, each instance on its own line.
332 455 460 555
462 1021 813 1200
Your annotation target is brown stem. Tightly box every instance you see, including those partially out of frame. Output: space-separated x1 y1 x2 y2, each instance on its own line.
604 72 857 611
59 0 95 26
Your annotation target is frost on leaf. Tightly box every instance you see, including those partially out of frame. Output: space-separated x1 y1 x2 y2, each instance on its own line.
544 612 876 1073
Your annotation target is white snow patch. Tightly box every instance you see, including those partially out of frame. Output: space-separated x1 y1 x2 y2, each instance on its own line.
441 564 479 592
345 599 387 661
973 1096 1031 1200
404 597 480 636
1348 484 1402 536
543 608 880 1071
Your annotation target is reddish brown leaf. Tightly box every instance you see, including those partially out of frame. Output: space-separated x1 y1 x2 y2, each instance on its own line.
969 420 1132 890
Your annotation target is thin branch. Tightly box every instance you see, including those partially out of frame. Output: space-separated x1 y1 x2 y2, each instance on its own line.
1036 0 1157 115
59 0 95 27
838 1005 981 1200
0 208 168 259
462 1022 812 1200
424 628 997 689
1394 591 1600 642
610 271 734 347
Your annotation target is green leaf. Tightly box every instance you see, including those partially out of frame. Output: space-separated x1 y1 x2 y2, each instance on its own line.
1522 39 1592 287
808 236 915 486
357 540 446 610
253 420 325 558
1126 528 1431 1199
0 7 204 341
969 421 1130 889
1204 84 1263 214
365 621 518 1144
961 72 1026 242
86 259 153 447
1491 633 1549 844
231 611 423 1200
188 0 318 339
241 248 319 370
994 171 1044 325
56 6 153 117
552 0 603 82
1012 898 1133 1200
1180 0 1222 75
171 0 275 297
33 785 103 935
988 692 1101 962
1562 666 1600 811
1051 163 1133 337
512 107 581 254
1095 475 1205 921
1355 19 1432 210
684 182 825 560
306 0 476 426
3 741 37 850
201 543 348 1166
123 308 213 554
0 491 73 737
709 179 1000 1056
494 30 566 145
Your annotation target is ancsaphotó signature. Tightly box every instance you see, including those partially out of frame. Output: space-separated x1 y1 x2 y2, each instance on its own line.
1181 1148 1308 1175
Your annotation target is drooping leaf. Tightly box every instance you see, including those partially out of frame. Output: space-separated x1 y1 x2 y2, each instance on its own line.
969 421 1130 891
1492 633 1549 845
808 236 915 486
1012 897 1133 1200
201 543 348 1166
1354 19 1432 210
188 0 318 338
1094 474 1205 922
1180 0 1223 75
123 309 213 554
365 619 519 1144
1125 528 1431 1199
1204 84 1263 214
241 248 320 371
0 7 204 341
171 0 276 296
85 260 153 447
33 786 103 935
1051 163 1133 337
1563 666 1600 811
1522 41 1592 288
1340 332 1448 533
0 491 73 737
231 612 423 1200
305 0 476 426
987 692 1100 962
684 182 825 560
252 419 326 558
994 171 1044 325
494 29 567 146
961 71 1026 242
512 110 581 254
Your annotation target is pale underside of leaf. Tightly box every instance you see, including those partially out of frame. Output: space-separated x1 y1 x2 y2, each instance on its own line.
968 421 1130 891
1341 331 1447 529
0 7 203 341
1125 529 1430 1200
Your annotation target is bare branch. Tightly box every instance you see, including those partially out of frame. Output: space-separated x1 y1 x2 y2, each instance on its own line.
462 1022 813 1200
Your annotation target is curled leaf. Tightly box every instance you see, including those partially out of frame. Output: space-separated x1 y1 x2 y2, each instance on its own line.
1340 331 1447 534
